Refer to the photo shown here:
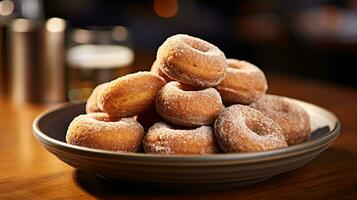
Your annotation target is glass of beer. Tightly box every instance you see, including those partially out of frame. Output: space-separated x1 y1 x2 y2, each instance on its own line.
66 26 134 101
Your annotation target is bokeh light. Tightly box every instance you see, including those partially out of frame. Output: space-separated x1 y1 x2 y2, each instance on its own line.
153 0 179 18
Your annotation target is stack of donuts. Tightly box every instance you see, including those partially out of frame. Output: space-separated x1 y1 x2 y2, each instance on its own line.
66 34 311 154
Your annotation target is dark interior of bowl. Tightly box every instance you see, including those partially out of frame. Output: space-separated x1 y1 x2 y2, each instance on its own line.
38 103 331 146
39 103 86 142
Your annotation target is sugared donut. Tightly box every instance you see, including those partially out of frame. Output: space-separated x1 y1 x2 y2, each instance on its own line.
156 81 224 127
216 59 267 105
150 60 173 82
250 95 311 145
143 122 220 154
157 34 226 87
66 113 144 152
86 82 108 113
214 105 287 152
98 72 166 117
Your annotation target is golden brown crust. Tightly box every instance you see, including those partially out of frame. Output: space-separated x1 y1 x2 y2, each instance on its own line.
216 59 267 105
143 122 220 154
214 105 287 153
156 81 224 127
250 95 311 145
157 34 226 87
66 113 144 152
97 72 166 117
150 59 173 82
86 82 109 113
72 33 311 154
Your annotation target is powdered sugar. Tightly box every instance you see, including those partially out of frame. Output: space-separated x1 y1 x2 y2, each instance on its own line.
216 59 267 105
143 122 220 155
214 105 287 153
156 81 224 127
66 113 144 152
97 71 166 117
250 94 311 145
157 34 226 87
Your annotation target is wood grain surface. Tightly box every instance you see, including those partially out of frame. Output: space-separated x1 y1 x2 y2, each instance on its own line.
1 73 356 199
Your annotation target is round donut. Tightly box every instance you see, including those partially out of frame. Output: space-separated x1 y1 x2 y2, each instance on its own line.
143 122 220 155
66 113 144 152
156 81 224 127
157 34 226 87
214 105 287 153
150 59 173 82
98 71 166 117
216 59 267 105
250 95 311 145
86 82 108 113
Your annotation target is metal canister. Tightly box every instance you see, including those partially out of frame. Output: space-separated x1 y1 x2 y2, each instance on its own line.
42 18 66 103
9 18 66 103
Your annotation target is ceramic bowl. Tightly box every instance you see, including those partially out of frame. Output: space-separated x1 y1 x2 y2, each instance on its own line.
33 98 340 190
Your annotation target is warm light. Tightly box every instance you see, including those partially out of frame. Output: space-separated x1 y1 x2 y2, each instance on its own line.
12 19 32 32
72 29 92 44
112 26 128 41
153 0 179 18
321 5 343 32
67 44 134 69
46 18 66 33
0 0 14 16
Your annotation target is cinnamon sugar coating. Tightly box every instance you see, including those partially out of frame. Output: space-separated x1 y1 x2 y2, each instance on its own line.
86 82 109 113
150 59 173 82
250 95 311 145
67 34 313 154
143 122 220 154
97 72 166 117
157 34 226 87
156 81 224 127
216 59 267 105
66 113 144 152
214 105 287 152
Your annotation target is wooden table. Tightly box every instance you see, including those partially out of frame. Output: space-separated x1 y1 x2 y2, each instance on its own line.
1 73 356 199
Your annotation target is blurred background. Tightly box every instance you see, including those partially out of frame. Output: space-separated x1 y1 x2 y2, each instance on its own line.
1 0 356 104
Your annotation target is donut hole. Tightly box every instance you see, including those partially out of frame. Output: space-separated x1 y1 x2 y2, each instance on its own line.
279 106 290 114
165 123 197 131
182 37 209 52
274 103 291 114
245 120 268 136
176 83 201 91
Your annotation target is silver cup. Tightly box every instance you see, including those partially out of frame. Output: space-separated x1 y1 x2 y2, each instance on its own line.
9 18 66 104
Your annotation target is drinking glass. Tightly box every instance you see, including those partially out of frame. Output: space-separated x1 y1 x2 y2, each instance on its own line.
66 26 134 101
